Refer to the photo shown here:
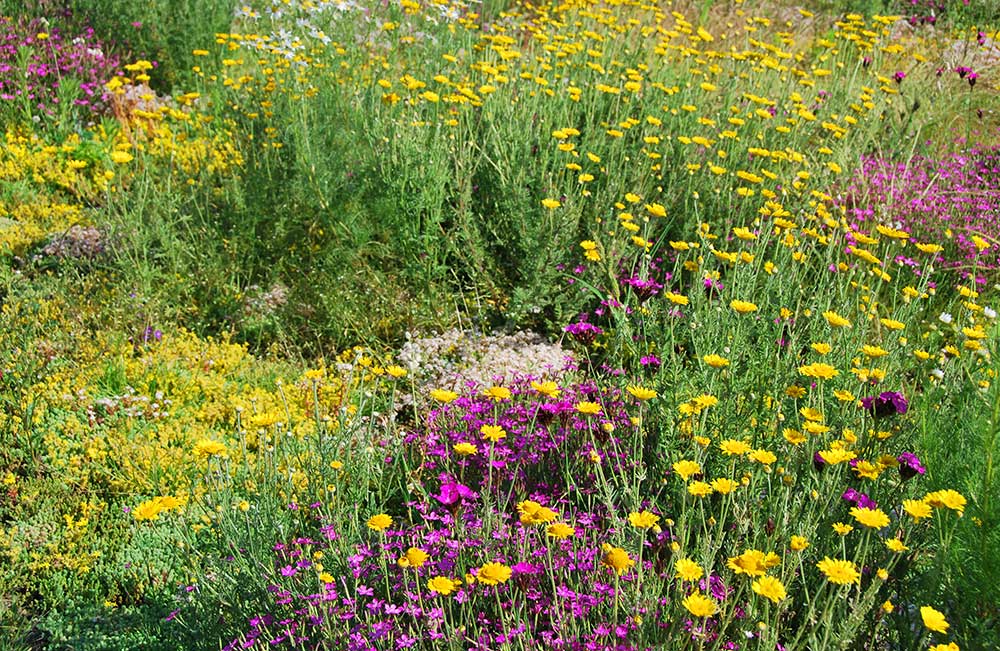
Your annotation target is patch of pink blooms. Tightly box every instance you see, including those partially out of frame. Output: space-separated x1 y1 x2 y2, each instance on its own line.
840 143 1000 273
0 16 124 119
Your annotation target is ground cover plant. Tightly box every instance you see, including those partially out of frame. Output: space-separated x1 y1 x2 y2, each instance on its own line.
0 0 999 649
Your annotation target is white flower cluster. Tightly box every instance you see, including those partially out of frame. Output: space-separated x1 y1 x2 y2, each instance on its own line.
232 0 472 62
243 282 290 317
397 328 572 393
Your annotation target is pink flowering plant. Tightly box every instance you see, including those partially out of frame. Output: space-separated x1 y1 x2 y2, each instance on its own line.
0 16 123 125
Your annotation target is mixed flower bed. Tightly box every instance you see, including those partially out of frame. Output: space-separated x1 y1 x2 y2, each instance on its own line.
0 0 998 649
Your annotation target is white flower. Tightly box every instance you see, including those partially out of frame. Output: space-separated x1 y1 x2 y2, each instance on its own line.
235 5 260 19
939 312 953 324
931 368 945 380
985 307 997 319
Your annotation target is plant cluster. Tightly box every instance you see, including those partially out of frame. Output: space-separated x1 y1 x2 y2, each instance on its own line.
843 146 1000 271
0 0 998 649
0 15 122 124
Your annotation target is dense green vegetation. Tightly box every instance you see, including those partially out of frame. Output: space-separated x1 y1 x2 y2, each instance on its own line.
0 0 998 649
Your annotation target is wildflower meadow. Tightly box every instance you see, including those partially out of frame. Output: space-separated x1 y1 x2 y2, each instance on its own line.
1 0 999 649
